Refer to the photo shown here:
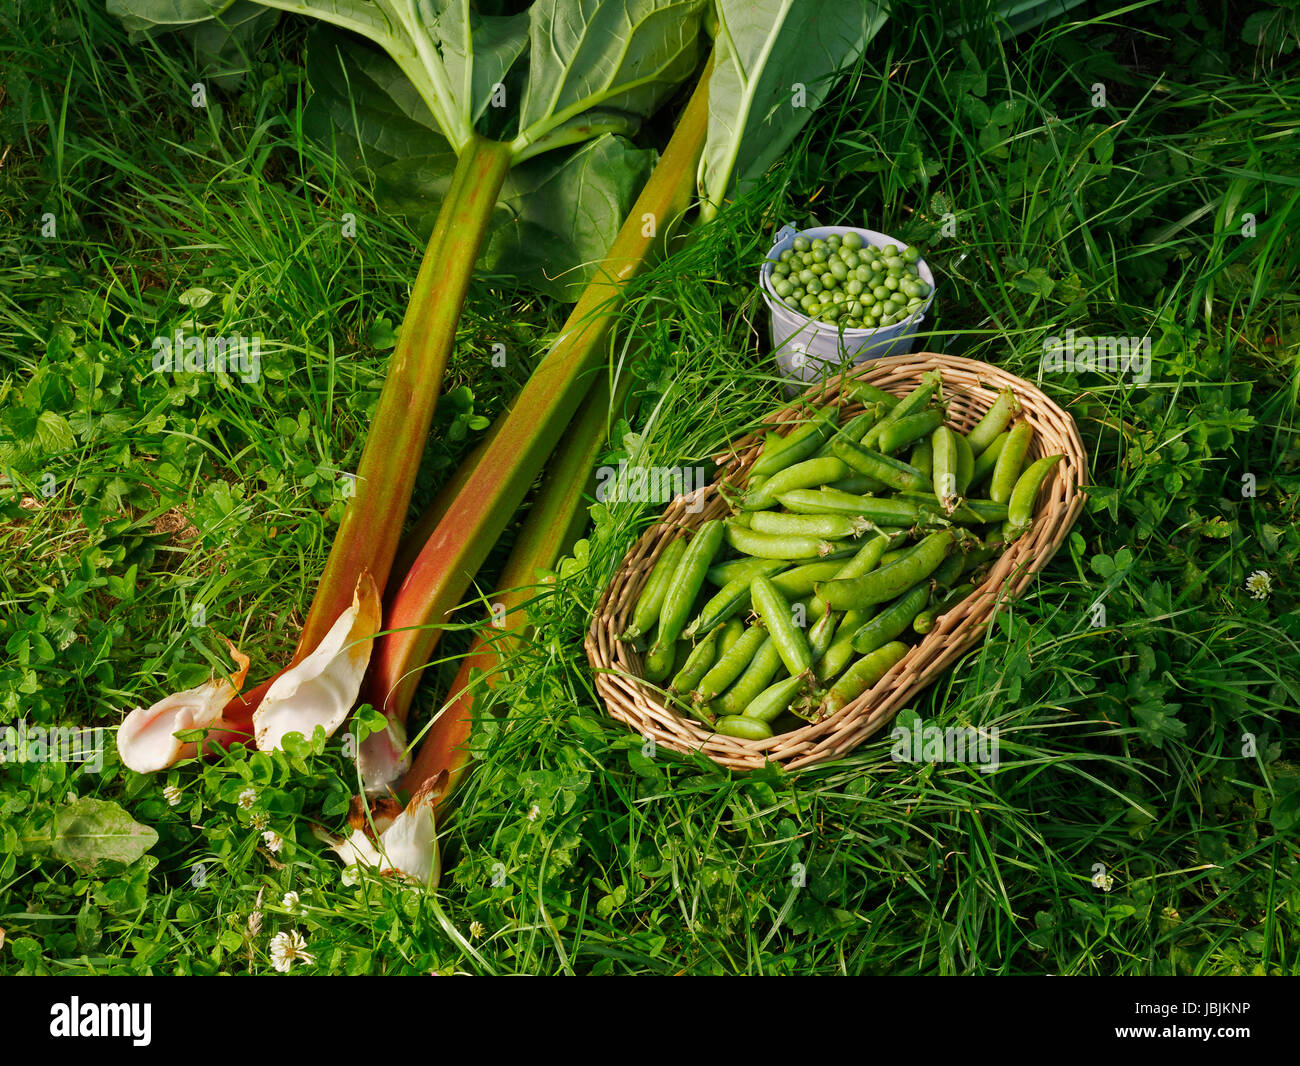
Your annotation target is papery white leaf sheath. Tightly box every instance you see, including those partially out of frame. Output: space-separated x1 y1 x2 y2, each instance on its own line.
357 716 411 795
117 645 250 774
327 795 440 886
254 572 381 752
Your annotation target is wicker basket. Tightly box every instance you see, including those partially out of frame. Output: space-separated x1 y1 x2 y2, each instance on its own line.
585 353 1088 771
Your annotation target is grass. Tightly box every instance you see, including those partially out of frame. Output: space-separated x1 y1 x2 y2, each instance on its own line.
1 0 1298 975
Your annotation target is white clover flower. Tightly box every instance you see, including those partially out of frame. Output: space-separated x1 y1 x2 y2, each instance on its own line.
250 810 269 831
238 788 258 810
163 784 183 807
281 890 300 914
469 920 485 940
269 929 314 973
527 804 540 822
262 831 284 854
1246 570 1272 600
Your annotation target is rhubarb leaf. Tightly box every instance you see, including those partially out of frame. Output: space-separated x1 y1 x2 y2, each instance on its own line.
698 0 886 215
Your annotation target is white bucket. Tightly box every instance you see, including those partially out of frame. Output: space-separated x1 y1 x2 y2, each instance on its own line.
760 224 936 391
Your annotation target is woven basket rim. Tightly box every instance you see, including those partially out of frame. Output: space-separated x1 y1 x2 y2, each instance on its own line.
585 353 1089 772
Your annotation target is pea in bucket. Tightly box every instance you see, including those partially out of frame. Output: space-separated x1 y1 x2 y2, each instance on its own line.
760 224 936 389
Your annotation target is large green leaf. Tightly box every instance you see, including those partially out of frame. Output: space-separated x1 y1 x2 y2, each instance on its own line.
427 4 532 126
698 0 886 216
516 0 706 147
108 0 280 83
47 798 158 872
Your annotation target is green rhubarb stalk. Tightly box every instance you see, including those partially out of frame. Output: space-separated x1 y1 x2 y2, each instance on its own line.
370 60 714 725
398 372 625 810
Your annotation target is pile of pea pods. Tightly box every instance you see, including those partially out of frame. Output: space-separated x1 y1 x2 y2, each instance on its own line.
620 371 1064 741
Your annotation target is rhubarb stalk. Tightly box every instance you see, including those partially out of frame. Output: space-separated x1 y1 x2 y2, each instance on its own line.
370 59 714 730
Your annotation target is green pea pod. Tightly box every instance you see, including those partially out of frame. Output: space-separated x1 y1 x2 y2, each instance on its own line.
969 430 1009 489
954 431 974 495
808 607 838 661
813 406 883 459
686 576 752 638
643 639 678 682
707 557 785 587
827 473 889 494
621 538 686 640
717 636 785 717
989 420 1033 504
875 408 945 456
750 511 870 540
860 373 940 449
771 557 857 599
831 437 929 493
777 488 921 526
649 520 725 659
742 673 809 724
815 608 869 682
670 629 719 694
817 530 954 610
751 576 813 676
747 407 838 480
695 625 767 703
909 439 934 480
900 492 1008 524
743 455 850 510
714 715 773 741
931 425 960 509
718 617 746 655
843 381 902 410
821 641 909 716
725 521 836 560
914 583 974 634
965 387 1020 456
850 583 930 654
833 531 898 581
1003 454 1063 539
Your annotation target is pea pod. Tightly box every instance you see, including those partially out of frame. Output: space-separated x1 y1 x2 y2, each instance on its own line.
816 530 955 610
850 583 930 654
875 407 945 456
742 674 808 724
747 407 838 480
621 538 686 640
965 387 1020 456
827 473 889 494
831 437 929 492
707 556 785 588
695 625 767 703
717 636 785 716
743 455 850 510
1002 454 1063 540
931 425 960 509
844 381 902 410
649 520 725 660
685 576 751 638
989 420 1033 504
969 430 1009 489
725 521 835 560
751 576 813 677
900 492 1009 524
777 488 921 526
860 373 940 449
815 608 869 682
717 617 746 655
833 531 899 581
813 406 882 459
670 629 719 695
821 641 909 716
953 431 974 495
913 583 974 634
771 558 858 599
714 715 773 741
750 511 870 540
643 638 678 683
908 439 933 480
808 607 838 661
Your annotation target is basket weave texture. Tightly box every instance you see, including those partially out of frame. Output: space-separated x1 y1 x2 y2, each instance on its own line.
585 353 1089 771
